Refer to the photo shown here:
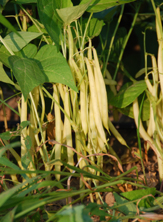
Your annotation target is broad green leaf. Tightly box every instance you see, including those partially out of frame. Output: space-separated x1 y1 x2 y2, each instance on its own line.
81 18 104 39
56 1 91 25
0 131 17 140
20 120 30 129
4 31 42 52
113 192 137 215
94 7 118 21
0 62 15 85
80 0 135 13
109 80 147 108
28 24 53 44
121 188 156 208
119 98 150 121
8 56 47 100
1 206 17 222
37 0 62 50
0 44 37 69
0 13 18 33
34 45 77 92
15 43 37 58
28 24 47 34
37 0 73 48
0 45 11 68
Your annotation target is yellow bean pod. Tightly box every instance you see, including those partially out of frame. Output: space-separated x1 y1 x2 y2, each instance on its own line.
108 118 128 147
92 48 109 131
53 84 62 180
133 98 153 145
71 59 88 135
57 83 65 102
85 57 107 143
63 87 74 167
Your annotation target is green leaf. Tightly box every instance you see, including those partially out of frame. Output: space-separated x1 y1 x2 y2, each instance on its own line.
119 98 150 121
56 1 91 25
4 31 42 52
0 121 29 141
14 0 37 3
0 131 16 140
21 136 32 169
37 0 62 50
80 0 135 13
84 203 109 219
1 206 17 222
21 152 31 169
94 7 118 21
0 13 18 33
81 18 104 39
121 188 156 208
113 192 137 215
0 142 21 157
0 157 21 171
0 176 41 208
109 80 147 108
0 0 9 7
0 45 11 68
8 56 47 100
34 45 77 92
25 135 32 151
0 43 37 69
15 43 37 59
54 205 93 222
0 62 15 85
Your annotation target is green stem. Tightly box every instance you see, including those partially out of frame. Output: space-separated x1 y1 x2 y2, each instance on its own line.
80 12 93 51
39 86 45 124
113 2 141 80
103 5 124 76
137 93 147 185
151 0 163 40
29 90 49 163
19 6 49 44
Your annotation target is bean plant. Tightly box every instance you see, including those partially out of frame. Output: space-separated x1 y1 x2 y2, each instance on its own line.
0 0 133 183
1 0 163 221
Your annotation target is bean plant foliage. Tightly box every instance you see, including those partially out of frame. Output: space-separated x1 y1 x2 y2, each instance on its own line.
0 0 163 221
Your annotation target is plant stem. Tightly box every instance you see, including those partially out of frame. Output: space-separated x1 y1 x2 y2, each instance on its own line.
80 12 93 51
19 5 49 44
103 5 124 76
29 90 49 163
113 2 141 80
